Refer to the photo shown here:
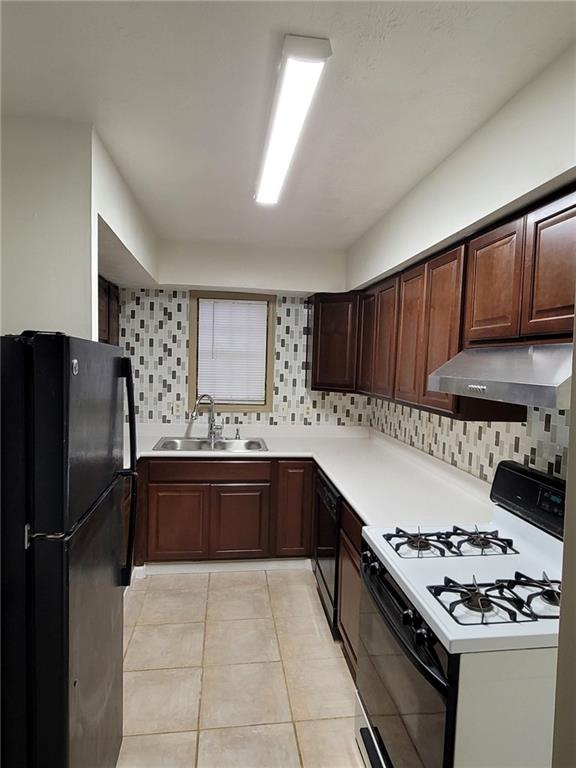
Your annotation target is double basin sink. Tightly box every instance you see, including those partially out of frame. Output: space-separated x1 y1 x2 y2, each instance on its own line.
153 436 268 452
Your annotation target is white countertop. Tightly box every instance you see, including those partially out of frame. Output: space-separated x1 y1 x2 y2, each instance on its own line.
130 424 494 529
130 423 562 653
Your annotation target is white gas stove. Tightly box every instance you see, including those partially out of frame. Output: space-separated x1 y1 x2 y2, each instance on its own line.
355 461 565 768
363 503 562 653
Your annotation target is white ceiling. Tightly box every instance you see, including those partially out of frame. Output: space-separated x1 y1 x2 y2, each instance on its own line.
3 2 575 251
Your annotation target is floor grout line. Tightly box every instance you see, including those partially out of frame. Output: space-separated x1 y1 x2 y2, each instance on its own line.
266 572 305 768
123 570 360 767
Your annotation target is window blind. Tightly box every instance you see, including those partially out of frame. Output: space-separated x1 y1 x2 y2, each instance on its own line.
197 298 269 404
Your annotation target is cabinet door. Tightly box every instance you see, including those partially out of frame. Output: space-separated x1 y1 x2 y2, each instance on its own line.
338 530 361 667
311 294 359 391
275 461 313 557
210 484 270 558
395 265 426 405
98 277 109 343
521 192 576 337
108 282 120 346
148 484 210 561
357 293 376 394
420 247 464 413
373 278 399 398
464 218 525 342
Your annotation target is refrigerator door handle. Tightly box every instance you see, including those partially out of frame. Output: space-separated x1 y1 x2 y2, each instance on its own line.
120 356 138 587
25 476 122 548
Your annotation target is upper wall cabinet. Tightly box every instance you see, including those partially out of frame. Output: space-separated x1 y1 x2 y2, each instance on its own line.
420 247 464 413
394 248 463 413
372 277 399 399
464 191 576 344
309 293 359 392
464 219 525 343
520 192 576 337
98 276 120 346
395 265 426 406
357 292 376 394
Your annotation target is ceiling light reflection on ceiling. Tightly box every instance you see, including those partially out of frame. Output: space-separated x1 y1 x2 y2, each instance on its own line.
255 35 332 206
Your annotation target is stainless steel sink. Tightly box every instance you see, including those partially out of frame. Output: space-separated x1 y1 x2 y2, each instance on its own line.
152 437 268 452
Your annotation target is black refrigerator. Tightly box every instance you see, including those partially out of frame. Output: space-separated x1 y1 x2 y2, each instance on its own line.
1 332 138 768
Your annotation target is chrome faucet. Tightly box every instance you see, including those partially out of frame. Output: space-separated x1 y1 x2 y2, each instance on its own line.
186 394 216 440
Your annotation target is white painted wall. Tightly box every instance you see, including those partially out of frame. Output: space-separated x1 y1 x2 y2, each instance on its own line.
348 43 576 289
1 117 94 338
91 132 158 280
158 241 347 294
91 132 159 328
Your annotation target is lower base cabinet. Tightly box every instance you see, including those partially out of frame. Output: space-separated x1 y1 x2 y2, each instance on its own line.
142 459 315 562
275 460 314 556
210 484 270 558
338 530 361 671
148 483 210 561
338 501 363 673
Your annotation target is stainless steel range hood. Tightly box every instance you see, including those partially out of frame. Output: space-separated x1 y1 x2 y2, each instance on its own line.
428 343 573 409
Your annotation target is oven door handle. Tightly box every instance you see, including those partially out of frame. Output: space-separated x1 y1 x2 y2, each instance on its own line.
362 568 449 696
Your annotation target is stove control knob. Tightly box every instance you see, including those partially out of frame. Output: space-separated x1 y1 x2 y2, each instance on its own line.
361 551 372 566
414 628 429 647
369 561 381 576
401 610 414 626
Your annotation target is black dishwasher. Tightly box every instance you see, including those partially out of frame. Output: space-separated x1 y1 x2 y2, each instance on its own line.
313 470 342 636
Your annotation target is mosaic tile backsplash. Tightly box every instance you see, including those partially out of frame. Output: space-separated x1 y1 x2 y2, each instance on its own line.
120 289 570 483
120 290 370 427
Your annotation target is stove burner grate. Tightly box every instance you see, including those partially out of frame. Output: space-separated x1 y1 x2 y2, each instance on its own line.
429 576 535 625
500 571 561 617
383 527 455 558
384 525 518 558
449 526 518 555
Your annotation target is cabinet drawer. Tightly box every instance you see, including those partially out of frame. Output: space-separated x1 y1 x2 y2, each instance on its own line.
341 501 363 552
148 460 272 483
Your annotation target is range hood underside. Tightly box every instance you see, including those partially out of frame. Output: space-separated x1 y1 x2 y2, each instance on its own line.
428 344 573 410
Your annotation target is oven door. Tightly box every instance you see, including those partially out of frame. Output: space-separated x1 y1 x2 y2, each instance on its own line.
356 566 457 768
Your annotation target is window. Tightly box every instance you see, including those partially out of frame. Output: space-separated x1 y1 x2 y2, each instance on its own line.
189 292 276 411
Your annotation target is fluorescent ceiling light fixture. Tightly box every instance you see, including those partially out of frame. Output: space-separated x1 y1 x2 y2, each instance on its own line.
255 35 332 205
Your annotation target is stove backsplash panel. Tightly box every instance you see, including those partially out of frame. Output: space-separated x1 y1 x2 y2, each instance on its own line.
120 289 569 483
370 399 569 483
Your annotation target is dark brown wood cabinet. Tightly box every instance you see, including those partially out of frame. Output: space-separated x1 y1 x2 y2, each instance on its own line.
338 532 361 667
338 501 363 673
147 483 210 561
420 247 464 413
521 192 576 337
275 461 314 557
310 293 359 392
464 218 525 343
145 461 291 562
357 293 376 394
395 265 426 405
98 275 120 345
210 484 270 558
372 277 399 399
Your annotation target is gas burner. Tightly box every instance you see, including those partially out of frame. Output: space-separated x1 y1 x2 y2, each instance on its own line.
449 526 518 556
500 571 561 619
429 576 534 625
383 527 455 558
384 525 519 558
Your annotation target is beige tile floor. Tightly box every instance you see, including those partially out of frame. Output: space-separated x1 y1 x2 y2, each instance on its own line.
118 566 364 768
